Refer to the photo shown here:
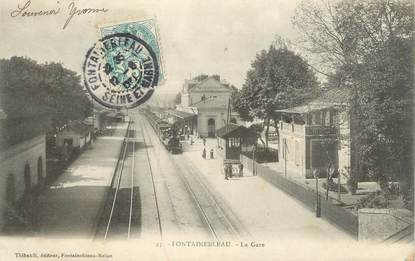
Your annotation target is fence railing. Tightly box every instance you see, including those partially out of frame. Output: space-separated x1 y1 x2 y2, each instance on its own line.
241 145 278 163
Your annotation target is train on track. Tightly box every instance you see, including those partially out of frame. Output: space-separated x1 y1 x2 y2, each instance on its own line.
142 109 183 154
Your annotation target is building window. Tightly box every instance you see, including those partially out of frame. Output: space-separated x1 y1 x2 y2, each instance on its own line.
307 114 312 125
314 112 321 125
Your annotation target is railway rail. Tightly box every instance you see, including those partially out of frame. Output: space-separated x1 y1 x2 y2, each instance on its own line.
138 118 164 240
95 122 140 240
141 115 246 241
96 113 248 242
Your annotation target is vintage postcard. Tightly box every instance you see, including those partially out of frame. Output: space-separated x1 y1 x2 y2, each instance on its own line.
0 0 413 260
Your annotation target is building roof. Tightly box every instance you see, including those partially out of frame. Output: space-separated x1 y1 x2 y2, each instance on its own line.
106 111 125 118
82 117 94 126
217 123 256 139
188 76 232 93
275 88 349 114
63 120 91 135
275 103 335 114
166 109 197 120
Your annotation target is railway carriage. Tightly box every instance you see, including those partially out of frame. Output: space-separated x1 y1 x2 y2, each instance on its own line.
142 110 182 154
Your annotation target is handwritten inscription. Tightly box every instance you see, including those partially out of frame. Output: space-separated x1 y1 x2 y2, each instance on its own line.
10 0 109 30
10 0 60 17
63 2 109 29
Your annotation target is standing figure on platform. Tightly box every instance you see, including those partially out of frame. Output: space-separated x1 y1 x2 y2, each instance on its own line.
210 149 214 159
238 163 244 177
203 137 206 147
202 148 206 159
224 164 229 180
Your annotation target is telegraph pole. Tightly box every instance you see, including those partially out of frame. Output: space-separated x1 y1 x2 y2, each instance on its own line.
226 97 231 133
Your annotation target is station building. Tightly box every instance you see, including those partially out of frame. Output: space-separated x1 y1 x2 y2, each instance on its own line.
56 120 93 154
275 89 353 179
216 123 257 160
176 75 241 137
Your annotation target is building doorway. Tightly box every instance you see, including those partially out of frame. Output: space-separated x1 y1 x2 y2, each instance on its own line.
24 164 31 193
207 118 216 137
37 157 43 187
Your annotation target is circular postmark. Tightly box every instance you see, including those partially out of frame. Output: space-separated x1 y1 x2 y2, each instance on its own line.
83 33 159 109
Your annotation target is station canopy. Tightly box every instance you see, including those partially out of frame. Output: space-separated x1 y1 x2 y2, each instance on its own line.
165 109 197 120
216 123 256 139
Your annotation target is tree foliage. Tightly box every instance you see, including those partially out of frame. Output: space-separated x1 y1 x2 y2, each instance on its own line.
234 44 320 146
293 0 414 203
0 57 92 129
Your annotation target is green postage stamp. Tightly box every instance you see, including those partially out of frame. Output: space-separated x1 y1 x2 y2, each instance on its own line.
83 18 164 109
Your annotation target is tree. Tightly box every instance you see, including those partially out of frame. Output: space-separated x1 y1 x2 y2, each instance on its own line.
293 0 413 76
0 57 92 129
293 0 414 206
248 123 266 146
231 86 252 122
235 43 320 147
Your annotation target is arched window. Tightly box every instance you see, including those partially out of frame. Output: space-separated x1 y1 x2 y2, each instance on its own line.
37 157 43 187
24 163 31 193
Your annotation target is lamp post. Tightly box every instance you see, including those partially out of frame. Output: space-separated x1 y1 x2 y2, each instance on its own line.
314 168 321 218
284 139 287 177
338 170 341 201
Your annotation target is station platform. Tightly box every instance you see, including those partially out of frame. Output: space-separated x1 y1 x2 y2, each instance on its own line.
34 123 128 238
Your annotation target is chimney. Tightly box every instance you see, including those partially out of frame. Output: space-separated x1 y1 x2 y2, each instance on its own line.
212 75 220 81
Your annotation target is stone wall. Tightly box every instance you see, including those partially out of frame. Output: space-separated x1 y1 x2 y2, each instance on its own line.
0 134 46 228
358 208 413 242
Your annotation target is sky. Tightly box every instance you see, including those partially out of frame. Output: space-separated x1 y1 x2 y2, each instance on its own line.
0 0 301 95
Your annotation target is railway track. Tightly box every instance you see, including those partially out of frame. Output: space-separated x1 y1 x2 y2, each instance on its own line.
138 118 164 240
141 114 246 241
95 122 141 240
96 113 248 242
